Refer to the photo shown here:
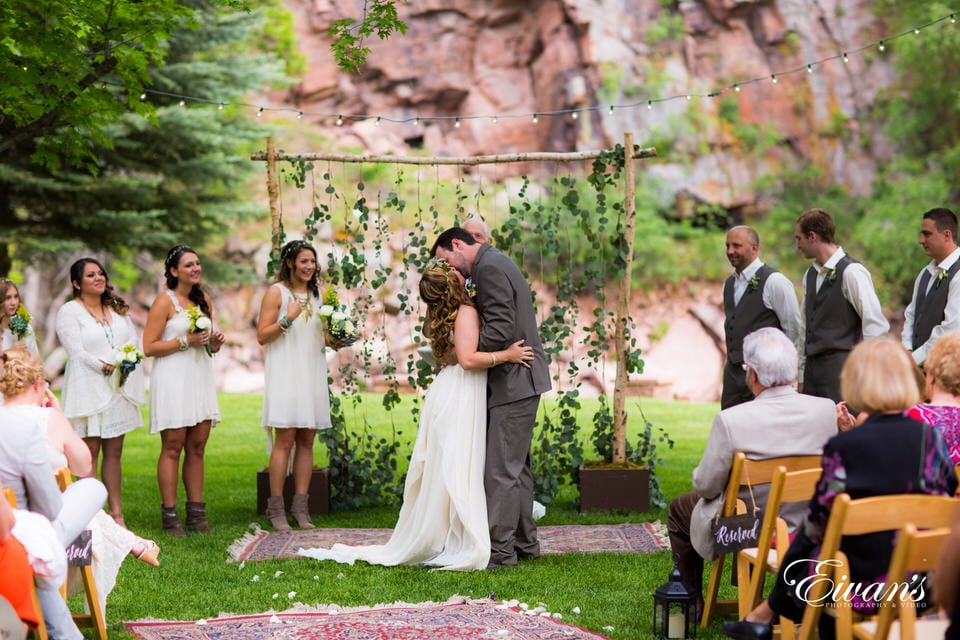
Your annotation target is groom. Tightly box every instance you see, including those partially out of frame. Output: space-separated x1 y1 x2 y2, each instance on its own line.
432 227 551 567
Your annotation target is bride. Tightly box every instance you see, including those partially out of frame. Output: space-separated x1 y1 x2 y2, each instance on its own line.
298 257 533 571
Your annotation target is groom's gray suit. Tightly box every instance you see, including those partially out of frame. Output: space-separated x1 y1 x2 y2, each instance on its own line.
473 243 551 565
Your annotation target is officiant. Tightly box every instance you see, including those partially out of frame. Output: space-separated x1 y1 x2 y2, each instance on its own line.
665 327 836 604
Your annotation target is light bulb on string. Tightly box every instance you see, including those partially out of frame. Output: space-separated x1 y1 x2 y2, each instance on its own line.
571 111 579 119
734 83 740 93
454 117 461 128
879 40 886 51
218 102 224 110
686 94 692 100
647 100 652 110
257 107 263 117
336 114 343 126
771 74 778 84
532 113 539 124
608 105 615 115
951 14 956 24
842 52 849 63
914 27 920 35
806 64 813 73
297 111 303 120
179 99 185 107
140 92 147 101
492 115 498 124
375 116 381 126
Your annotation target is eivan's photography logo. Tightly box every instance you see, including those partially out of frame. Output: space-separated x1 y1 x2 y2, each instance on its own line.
784 559 927 607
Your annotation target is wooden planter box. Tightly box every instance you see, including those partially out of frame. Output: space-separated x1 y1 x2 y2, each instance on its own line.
578 464 651 512
256 467 330 515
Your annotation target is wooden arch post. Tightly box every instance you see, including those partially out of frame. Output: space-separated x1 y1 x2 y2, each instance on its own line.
612 132 636 465
265 136 281 257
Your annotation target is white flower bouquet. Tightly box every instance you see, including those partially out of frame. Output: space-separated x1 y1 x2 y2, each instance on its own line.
186 304 214 357
319 286 360 349
110 342 143 391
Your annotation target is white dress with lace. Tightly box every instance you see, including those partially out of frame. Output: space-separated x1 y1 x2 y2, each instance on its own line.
149 290 220 433
298 364 490 571
55 301 145 438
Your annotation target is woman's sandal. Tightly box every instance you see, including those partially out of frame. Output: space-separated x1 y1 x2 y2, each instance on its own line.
131 538 160 567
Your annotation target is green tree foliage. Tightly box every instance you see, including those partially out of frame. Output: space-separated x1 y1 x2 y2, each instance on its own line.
0 0 291 271
329 0 408 74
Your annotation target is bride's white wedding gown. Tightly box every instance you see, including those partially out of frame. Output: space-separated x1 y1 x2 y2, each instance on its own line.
297 364 490 571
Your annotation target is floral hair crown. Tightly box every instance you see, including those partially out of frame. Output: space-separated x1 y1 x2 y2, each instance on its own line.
165 244 193 270
281 239 314 262
425 256 451 273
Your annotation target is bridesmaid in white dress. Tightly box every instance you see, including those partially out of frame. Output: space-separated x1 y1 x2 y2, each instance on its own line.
298 258 533 571
55 258 146 526
256 240 332 531
0 279 39 354
143 245 225 537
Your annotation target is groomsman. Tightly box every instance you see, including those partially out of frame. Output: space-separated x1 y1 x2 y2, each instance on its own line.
902 208 960 366
795 208 888 402
721 226 801 408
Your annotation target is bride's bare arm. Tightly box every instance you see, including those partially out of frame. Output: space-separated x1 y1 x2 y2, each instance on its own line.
454 305 534 370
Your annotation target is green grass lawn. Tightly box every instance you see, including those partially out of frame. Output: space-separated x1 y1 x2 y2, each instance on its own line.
87 392 735 640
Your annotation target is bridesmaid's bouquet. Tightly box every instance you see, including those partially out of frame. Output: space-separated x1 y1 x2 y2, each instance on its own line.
9 304 32 340
110 343 143 392
319 286 360 349
186 305 213 357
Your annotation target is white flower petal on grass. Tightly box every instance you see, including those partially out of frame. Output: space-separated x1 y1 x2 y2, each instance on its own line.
272 593 279 599
274 570 283 577
518 603 529 611
238 561 245 570
336 572 345 579
603 626 615 632
553 613 563 619
287 591 296 599
313 575 319 580
251 575 260 582
269 615 281 624
572 606 581 614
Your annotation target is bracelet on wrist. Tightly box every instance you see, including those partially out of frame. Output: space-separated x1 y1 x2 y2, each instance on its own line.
279 315 291 331
177 335 189 351
489 352 496 367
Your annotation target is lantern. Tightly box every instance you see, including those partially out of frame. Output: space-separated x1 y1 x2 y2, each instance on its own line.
653 565 698 639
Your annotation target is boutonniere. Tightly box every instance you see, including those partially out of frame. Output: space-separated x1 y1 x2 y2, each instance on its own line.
465 277 477 298
935 268 948 289
746 274 759 293
823 268 837 287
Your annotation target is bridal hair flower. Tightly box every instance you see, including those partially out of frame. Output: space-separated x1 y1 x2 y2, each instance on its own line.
425 256 451 273
8 303 32 340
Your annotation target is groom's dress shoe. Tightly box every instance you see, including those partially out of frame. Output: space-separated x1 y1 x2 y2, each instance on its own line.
720 619 773 640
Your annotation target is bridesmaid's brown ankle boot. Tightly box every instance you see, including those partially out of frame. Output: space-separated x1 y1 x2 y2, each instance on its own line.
290 494 315 529
266 496 291 531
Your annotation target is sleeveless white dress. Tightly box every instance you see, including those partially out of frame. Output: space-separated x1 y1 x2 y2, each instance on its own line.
261 284 331 432
55 301 145 438
149 290 220 433
298 364 490 571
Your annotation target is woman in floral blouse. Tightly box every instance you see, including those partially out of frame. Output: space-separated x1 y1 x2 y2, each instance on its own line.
721 337 957 640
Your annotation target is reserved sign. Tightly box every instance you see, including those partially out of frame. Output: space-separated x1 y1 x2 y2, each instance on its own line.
66 530 93 567
712 513 762 554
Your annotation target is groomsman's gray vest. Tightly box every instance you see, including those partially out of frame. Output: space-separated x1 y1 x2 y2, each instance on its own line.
723 265 782 365
804 255 861 357
911 261 960 349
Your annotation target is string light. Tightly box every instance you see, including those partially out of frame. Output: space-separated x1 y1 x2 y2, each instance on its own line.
116 11 955 131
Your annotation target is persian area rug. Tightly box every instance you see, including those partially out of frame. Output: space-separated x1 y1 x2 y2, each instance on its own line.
125 597 613 640
228 522 669 563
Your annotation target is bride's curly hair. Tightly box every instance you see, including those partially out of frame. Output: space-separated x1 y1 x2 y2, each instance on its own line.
419 259 473 364
0 343 43 399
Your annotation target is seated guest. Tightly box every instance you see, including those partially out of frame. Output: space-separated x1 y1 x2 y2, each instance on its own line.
935 502 960 640
907 331 960 463
0 478 40 635
0 348 108 640
721 337 958 640
667 327 837 602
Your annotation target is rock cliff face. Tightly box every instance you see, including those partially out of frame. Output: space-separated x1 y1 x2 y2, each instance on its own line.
282 0 891 216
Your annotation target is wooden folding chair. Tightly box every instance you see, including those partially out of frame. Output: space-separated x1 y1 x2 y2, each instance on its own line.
700 452 822 627
797 493 959 640
850 524 950 640
6 486 50 640
55 467 108 640
736 466 822 637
